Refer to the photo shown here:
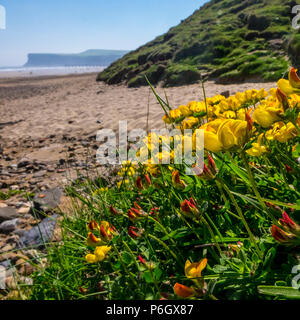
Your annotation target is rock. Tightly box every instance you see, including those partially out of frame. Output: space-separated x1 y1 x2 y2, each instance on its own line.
0 219 19 234
1 244 14 252
0 202 8 208
0 207 19 222
0 259 12 269
220 90 230 98
13 229 26 237
17 160 30 169
33 187 62 212
0 251 18 263
268 39 283 50
17 206 31 215
17 215 59 249
33 170 47 178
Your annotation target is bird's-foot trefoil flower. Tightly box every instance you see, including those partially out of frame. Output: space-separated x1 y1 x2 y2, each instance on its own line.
180 198 200 219
85 246 111 264
172 170 187 190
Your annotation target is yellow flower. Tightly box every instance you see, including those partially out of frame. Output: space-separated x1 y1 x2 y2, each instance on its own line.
203 127 223 153
117 179 129 188
118 161 136 177
256 88 268 100
247 134 267 157
200 119 223 153
178 104 192 117
85 246 111 264
266 122 297 143
252 103 282 128
190 101 207 114
163 114 172 124
217 119 249 150
278 69 300 96
169 109 182 121
235 92 246 104
145 162 160 176
181 117 199 130
222 111 236 119
85 254 98 264
92 187 108 196
219 100 230 112
185 258 208 280
237 109 246 121
227 96 240 111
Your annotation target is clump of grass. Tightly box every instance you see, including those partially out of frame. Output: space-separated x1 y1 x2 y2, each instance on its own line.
29 72 300 301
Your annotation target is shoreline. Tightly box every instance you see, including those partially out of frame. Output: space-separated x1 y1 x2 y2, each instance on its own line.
0 66 106 79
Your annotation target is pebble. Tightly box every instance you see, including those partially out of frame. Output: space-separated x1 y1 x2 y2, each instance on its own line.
0 219 19 234
17 206 31 215
33 171 47 178
33 187 62 212
0 207 20 222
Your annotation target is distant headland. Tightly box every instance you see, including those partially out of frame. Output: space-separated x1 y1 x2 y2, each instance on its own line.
24 49 129 67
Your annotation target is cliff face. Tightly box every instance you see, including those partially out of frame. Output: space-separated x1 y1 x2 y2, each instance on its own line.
97 0 300 87
24 50 129 67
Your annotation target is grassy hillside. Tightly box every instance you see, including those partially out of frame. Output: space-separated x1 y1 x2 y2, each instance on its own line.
97 0 300 87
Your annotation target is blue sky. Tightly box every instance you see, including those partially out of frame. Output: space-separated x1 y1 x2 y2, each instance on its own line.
0 0 207 67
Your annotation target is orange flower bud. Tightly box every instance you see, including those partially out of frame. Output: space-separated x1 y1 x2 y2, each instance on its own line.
128 204 147 221
109 206 120 215
271 225 294 244
87 220 99 231
207 153 217 174
87 232 102 247
174 283 195 298
279 212 300 235
276 88 289 111
136 176 144 190
172 171 186 190
245 109 254 131
180 198 199 218
145 174 152 186
289 67 300 89
128 226 144 239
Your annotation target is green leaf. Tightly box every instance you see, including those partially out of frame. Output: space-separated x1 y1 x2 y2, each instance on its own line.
154 267 163 281
122 252 133 265
213 265 228 273
143 271 154 284
258 286 300 299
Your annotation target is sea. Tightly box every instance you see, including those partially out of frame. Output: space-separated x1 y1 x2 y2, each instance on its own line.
0 66 106 78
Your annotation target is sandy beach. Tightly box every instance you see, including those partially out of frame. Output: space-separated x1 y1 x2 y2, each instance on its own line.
0 72 277 193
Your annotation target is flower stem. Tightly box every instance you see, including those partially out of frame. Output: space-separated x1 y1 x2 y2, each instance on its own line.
219 179 263 259
240 150 277 224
